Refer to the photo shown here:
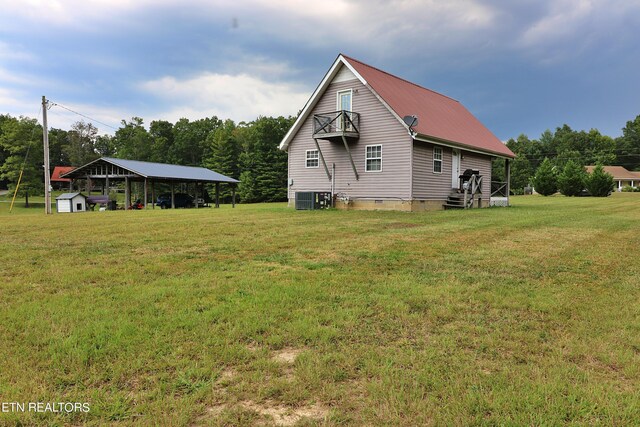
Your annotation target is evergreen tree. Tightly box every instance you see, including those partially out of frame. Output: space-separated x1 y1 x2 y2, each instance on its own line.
510 154 534 195
557 160 586 196
238 116 293 202
205 119 241 202
532 157 557 196
586 164 614 197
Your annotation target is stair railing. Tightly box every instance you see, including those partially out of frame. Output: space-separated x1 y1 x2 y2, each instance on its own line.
463 175 483 209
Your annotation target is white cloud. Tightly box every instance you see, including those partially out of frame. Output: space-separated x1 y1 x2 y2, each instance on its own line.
140 70 309 123
516 0 640 49
244 0 498 54
0 88 39 118
518 0 595 47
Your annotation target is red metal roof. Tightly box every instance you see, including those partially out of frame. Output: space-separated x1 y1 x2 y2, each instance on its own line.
343 55 515 158
51 166 75 182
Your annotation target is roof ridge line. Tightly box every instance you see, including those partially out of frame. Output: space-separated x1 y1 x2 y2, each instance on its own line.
341 54 460 103
104 157 204 169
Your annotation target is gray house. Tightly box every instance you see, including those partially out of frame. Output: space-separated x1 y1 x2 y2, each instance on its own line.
279 54 515 211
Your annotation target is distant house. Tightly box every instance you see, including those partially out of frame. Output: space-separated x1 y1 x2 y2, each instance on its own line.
56 192 87 213
51 166 75 190
585 166 639 191
279 54 515 211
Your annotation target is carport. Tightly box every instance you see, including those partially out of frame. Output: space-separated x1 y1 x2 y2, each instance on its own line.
61 157 240 209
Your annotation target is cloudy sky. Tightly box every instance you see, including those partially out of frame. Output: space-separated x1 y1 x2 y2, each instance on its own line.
1 0 639 141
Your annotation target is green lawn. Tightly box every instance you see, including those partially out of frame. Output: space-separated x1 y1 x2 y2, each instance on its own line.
1 194 639 425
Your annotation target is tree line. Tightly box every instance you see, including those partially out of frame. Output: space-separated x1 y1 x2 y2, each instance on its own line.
493 114 640 194
0 114 295 203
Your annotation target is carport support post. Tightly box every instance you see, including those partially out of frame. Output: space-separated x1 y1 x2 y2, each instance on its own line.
215 182 220 208
144 178 148 209
232 185 236 208
125 177 131 209
505 158 511 206
151 181 155 209
105 175 109 196
195 182 199 209
171 183 175 209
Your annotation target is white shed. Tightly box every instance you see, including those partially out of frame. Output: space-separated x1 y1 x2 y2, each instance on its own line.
56 192 88 213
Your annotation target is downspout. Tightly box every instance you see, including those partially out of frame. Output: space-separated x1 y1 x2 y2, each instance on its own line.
407 127 417 205
331 163 336 207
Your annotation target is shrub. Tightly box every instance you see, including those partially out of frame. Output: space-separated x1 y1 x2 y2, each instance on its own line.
557 160 587 196
585 165 614 197
621 185 635 192
532 158 557 196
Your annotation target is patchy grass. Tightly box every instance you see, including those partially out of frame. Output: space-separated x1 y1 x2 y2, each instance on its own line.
1 194 639 425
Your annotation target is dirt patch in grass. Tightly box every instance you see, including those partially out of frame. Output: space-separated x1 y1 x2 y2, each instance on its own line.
272 348 302 364
216 367 236 386
241 400 329 426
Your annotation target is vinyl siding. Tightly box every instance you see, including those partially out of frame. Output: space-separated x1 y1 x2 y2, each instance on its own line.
461 151 492 196
287 73 412 200
57 200 71 213
412 141 492 199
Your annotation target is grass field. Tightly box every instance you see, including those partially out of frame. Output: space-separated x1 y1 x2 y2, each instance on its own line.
1 194 639 425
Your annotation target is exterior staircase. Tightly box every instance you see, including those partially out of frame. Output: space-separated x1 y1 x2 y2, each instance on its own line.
443 191 466 209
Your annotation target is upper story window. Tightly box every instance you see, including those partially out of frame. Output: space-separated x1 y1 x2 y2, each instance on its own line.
433 146 442 173
365 145 382 172
337 90 353 131
306 149 319 168
337 89 352 111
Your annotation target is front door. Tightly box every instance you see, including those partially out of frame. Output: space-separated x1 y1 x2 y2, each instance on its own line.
337 90 352 131
452 149 460 189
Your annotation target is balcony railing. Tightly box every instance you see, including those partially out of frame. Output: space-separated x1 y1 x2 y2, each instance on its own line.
313 110 360 139
491 181 508 197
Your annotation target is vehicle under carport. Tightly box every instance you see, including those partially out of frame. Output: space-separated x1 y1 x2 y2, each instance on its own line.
61 157 239 210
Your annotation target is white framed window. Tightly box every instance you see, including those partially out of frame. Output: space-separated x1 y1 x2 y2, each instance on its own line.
337 89 352 111
365 144 382 172
433 146 442 173
306 149 319 168
337 89 353 131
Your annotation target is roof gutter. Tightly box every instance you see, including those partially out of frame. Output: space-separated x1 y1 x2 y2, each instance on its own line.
412 133 515 159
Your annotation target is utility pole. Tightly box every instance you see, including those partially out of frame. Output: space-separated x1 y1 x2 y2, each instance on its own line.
42 96 51 214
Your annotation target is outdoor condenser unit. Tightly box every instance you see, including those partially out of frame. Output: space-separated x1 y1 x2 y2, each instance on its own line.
295 192 332 210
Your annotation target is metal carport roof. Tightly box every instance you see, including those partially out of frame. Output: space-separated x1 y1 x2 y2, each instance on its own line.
62 157 239 183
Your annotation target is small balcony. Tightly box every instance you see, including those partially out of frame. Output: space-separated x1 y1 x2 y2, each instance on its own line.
312 110 360 142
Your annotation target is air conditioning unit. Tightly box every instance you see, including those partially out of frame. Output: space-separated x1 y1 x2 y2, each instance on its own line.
295 192 332 210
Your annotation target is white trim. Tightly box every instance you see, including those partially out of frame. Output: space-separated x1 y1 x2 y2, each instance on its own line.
337 89 353 131
336 89 353 111
433 146 443 174
278 54 515 160
305 149 320 168
279 55 367 151
365 144 383 172
414 134 513 159
451 148 460 188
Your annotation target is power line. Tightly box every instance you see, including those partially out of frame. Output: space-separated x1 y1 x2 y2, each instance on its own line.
48 101 118 131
